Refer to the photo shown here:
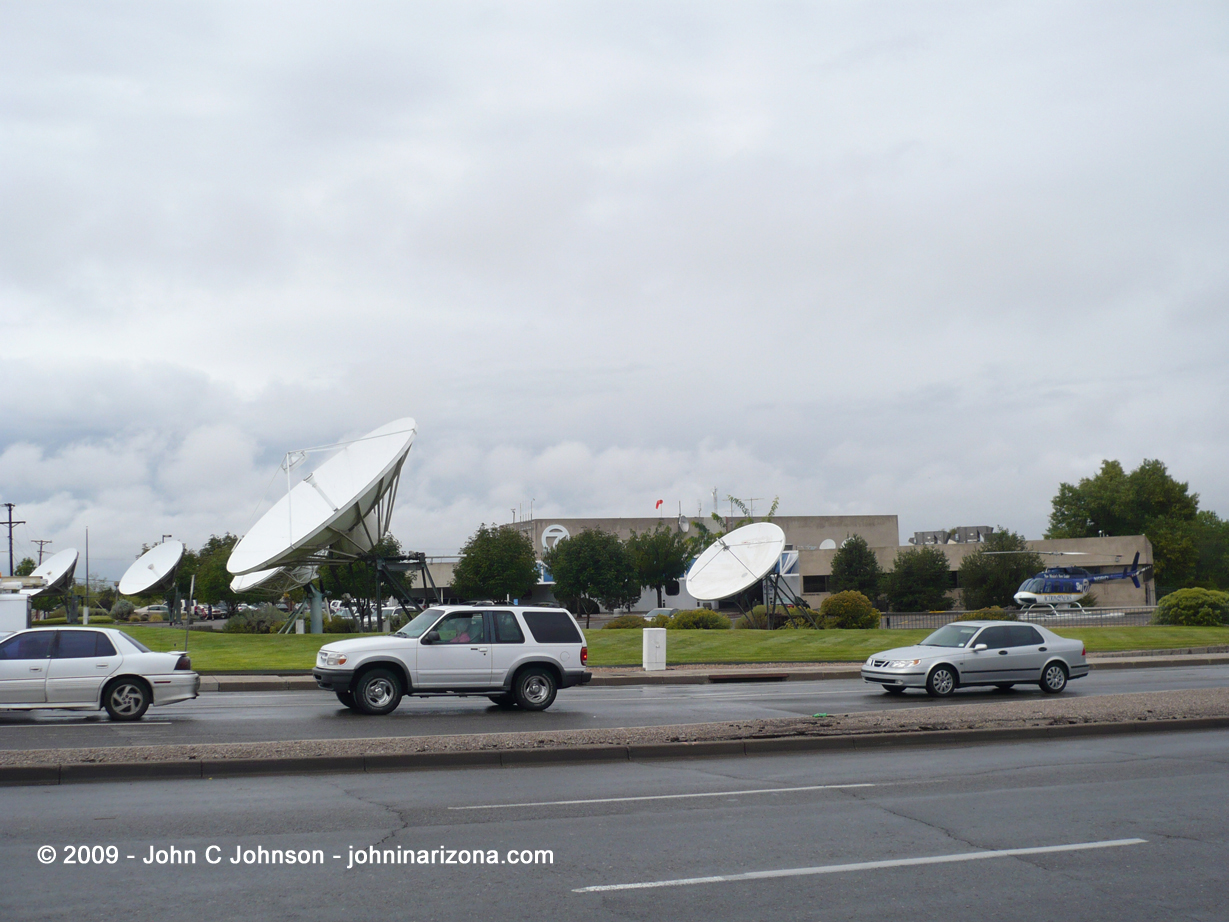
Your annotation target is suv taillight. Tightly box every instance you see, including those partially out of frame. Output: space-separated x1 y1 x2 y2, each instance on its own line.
580 646 588 665
174 655 191 671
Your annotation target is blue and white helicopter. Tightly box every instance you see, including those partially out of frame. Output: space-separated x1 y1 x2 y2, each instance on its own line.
1012 552 1150 611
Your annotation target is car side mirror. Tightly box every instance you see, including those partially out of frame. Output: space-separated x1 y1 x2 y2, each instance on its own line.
973 643 987 652
421 630 439 645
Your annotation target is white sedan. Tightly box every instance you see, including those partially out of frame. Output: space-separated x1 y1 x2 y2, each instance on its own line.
0 626 199 720
861 620 1089 697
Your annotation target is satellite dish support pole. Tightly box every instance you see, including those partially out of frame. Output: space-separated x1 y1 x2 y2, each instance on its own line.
308 582 324 634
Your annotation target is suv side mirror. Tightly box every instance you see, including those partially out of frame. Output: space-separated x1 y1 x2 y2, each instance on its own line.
973 643 988 652
421 630 440 645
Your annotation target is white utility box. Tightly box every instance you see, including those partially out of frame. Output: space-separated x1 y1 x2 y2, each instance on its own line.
642 627 666 671
295 619 305 634
0 593 31 633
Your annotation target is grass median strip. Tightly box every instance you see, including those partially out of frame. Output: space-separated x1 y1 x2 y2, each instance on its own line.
113 624 1229 673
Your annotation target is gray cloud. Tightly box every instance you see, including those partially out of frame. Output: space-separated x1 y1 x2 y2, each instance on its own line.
1 2 1227 578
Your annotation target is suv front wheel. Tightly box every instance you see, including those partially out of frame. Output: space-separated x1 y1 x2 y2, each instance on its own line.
354 668 403 715
513 668 557 711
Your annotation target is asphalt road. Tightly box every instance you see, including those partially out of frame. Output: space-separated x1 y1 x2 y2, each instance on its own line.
2 729 1225 921
1 664 1226 751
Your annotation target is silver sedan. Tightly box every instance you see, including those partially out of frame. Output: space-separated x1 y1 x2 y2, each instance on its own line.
861 620 1088 697
0 626 199 720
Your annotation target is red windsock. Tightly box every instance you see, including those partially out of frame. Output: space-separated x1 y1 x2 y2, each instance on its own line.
655 499 663 509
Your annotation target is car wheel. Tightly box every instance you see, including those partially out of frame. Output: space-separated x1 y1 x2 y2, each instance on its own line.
335 690 357 709
104 678 151 721
488 694 517 708
513 668 557 711
883 685 907 696
354 668 403 715
1040 662 1068 694
925 665 958 698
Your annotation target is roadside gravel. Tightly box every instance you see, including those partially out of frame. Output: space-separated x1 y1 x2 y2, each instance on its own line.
2 687 1225 768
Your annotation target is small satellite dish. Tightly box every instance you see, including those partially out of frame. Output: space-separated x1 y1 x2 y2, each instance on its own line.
678 514 689 533
22 549 79 598
819 539 837 550
227 418 416 575
685 522 786 601
119 541 185 596
230 565 316 595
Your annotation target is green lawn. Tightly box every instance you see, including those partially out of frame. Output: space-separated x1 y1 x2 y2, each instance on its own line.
115 624 1229 672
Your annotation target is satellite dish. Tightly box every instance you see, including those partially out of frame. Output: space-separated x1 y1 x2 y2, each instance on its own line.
119 541 185 596
230 565 316 595
227 418 416 575
685 522 786 601
22 549 79 597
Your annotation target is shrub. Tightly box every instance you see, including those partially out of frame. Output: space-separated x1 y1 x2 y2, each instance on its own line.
323 614 359 633
819 591 880 629
604 614 651 629
147 613 164 623
670 609 731 630
111 600 135 622
223 604 283 634
1152 588 1229 626
649 613 673 628
955 607 1017 622
734 605 820 629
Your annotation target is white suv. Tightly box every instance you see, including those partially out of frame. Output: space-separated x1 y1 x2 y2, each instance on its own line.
312 604 591 715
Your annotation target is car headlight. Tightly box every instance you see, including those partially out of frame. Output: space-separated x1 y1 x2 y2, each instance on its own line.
888 659 920 668
319 651 348 667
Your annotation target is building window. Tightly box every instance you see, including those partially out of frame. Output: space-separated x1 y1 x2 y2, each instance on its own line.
803 575 827 593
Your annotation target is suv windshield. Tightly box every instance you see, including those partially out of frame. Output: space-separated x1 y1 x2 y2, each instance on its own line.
394 608 445 638
920 624 982 648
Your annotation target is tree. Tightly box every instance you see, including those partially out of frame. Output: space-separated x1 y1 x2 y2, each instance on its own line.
958 529 1045 610
14 557 35 577
1192 511 1229 590
883 546 953 612
451 525 539 602
543 529 641 625
1046 459 1202 592
626 524 690 608
828 535 884 599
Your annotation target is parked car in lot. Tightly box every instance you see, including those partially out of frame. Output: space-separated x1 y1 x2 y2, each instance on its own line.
0 627 199 720
312 604 592 715
861 620 1088 697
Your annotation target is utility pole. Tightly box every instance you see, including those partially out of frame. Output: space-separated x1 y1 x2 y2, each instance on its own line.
3 503 26 577
32 539 53 564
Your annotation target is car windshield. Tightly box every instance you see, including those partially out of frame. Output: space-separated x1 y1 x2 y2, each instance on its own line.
394 608 444 638
920 624 982 648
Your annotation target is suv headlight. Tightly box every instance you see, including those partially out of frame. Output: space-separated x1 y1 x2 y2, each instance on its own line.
319 651 348 667
888 659 920 668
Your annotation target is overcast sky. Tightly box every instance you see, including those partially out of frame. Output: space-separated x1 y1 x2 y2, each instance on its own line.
2 2 1227 580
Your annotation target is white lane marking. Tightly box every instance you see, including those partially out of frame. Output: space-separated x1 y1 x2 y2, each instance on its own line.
450 782 873 810
0 721 172 730
573 838 1148 892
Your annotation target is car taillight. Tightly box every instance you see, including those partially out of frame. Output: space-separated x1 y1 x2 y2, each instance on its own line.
1081 646 1086 657
174 655 191 671
580 646 588 665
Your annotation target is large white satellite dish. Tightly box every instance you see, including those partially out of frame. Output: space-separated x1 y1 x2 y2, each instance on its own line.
685 522 786 601
22 548 79 598
227 418 416 576
230 565 317 595
119 541 185 596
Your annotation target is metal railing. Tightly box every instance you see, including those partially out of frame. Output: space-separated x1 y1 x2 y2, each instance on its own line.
879 606 1158 630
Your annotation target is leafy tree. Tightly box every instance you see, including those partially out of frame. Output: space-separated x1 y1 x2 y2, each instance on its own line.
14 557 35 577
828 535 884 599
1152 588 1229 626
1192 511 1229 590
958 529 1045 610
543 529 641 624
883 546 953 612
1046 459 1203 592
451 525 538 602
626 524 690 608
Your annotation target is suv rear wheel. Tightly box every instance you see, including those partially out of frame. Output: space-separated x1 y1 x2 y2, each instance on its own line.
354 668 403 715
513 667 557 711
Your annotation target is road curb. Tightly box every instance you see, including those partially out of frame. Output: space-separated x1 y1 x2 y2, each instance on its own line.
5 715 1227 787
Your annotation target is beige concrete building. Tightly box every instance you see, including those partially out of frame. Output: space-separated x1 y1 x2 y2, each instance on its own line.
415 515 1154 610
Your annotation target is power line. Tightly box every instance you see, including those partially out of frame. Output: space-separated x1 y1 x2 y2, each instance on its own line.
3 504 27 577
32 539 53 565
